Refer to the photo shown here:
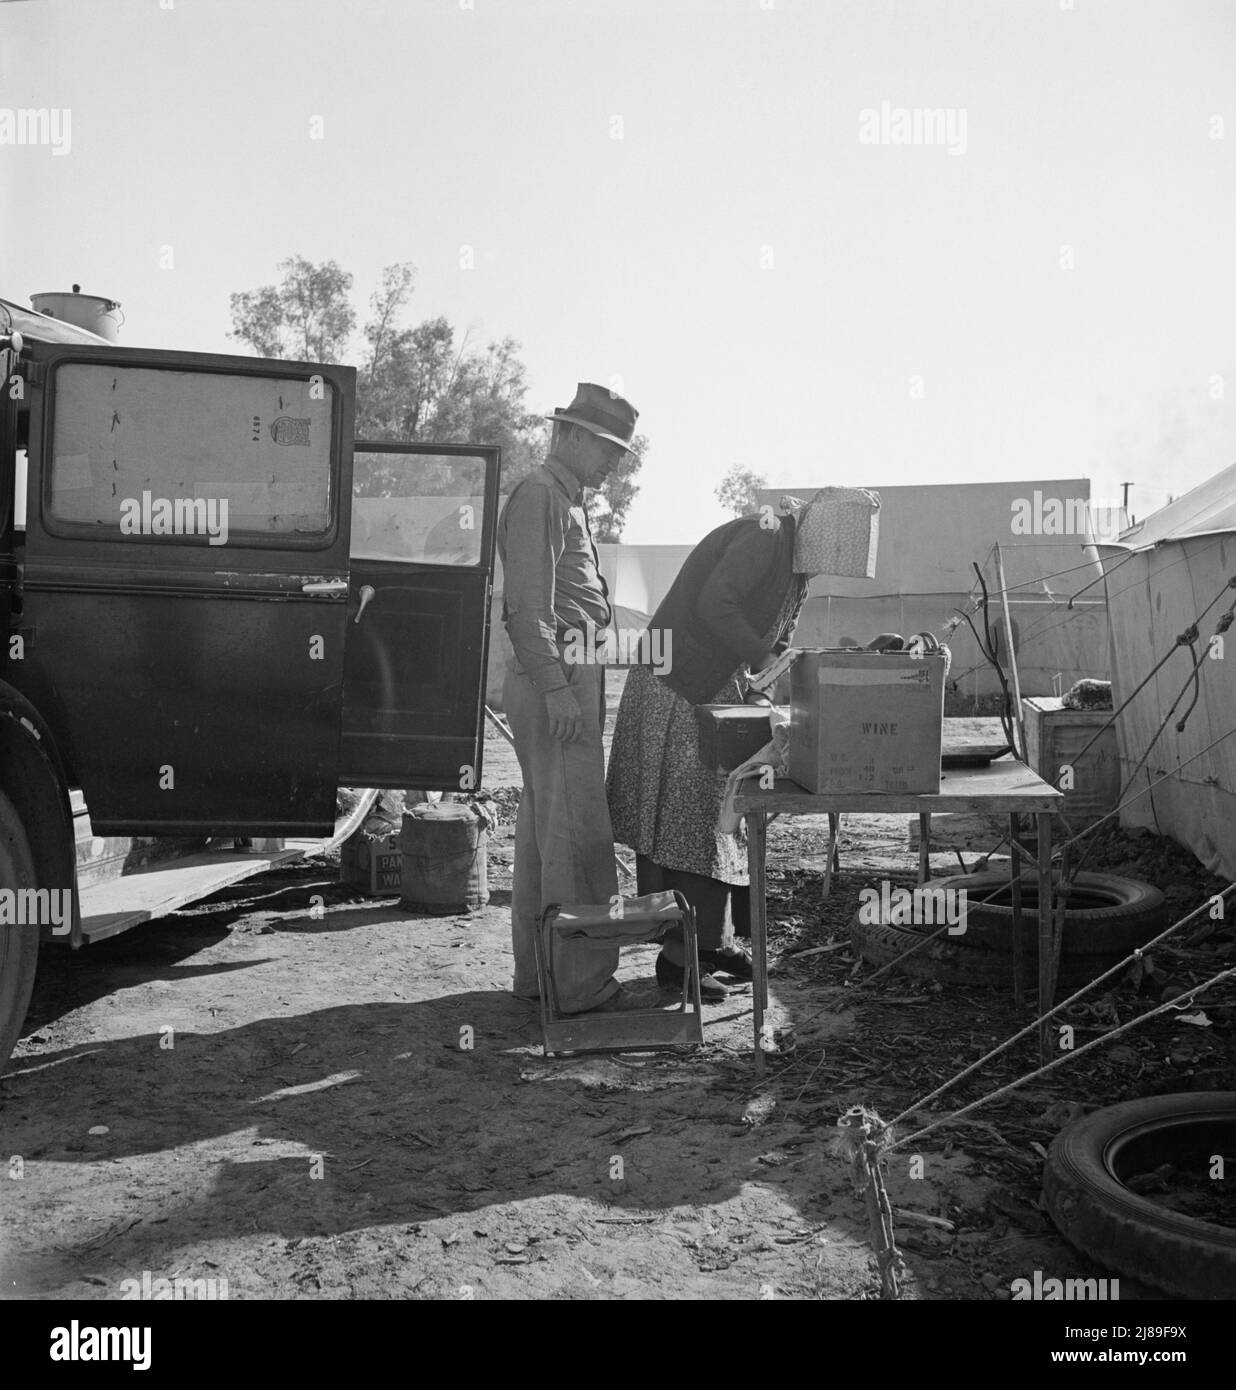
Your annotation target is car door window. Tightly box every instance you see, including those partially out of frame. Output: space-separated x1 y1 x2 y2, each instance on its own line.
340 443 499 789
352 450 485 566
47 362 335 540
12 449 25 530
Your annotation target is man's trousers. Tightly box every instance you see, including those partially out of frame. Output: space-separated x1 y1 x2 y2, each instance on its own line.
504 659 620 1012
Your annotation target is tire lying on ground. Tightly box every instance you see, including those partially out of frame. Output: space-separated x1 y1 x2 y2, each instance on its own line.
938 869 1167 956
1042 1092 1236 1300
849 912 1112 988
847 871 1165 989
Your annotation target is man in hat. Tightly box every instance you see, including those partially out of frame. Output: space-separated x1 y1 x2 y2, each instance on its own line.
498 383 650 1013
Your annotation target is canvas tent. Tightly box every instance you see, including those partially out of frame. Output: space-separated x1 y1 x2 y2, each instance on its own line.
1118 462 1236 547
1103 464 1236 879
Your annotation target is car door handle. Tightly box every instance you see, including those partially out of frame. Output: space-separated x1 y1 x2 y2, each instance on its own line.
353 585 375 624
301 579 349 596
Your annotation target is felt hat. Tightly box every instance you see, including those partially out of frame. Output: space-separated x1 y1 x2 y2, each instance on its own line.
547 382 639 453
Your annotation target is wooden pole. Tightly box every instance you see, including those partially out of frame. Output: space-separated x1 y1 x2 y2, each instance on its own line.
993 543 1029 764
1037 811 1054 1062
749 810 768 1070
1009 812 1024 1008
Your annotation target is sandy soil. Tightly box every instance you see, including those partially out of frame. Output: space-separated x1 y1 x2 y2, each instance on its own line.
2 684 1231 1301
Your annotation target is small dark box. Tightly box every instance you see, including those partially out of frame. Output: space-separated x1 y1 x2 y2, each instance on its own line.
696 704 773 772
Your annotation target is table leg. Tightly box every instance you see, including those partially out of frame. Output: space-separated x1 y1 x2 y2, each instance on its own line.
1009 813 1024 1008
749 810 768 1066
1037 812 1054 1061
918 814 931 884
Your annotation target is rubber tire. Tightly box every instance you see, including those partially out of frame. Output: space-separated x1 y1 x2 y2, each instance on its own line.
847 910 1114 990
0 787 40 1074
1043 1092 1236 1299
937 869 1166 956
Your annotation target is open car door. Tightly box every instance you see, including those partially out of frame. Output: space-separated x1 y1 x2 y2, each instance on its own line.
340 442 500 791
18 343 355 836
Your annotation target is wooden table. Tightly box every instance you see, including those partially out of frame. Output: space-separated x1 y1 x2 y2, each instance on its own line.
733 759 1065 1066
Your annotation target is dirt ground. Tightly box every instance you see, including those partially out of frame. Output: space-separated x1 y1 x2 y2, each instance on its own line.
2 691 1233 1301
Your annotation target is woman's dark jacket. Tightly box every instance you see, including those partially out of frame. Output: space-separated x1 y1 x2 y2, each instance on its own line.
648 514 798 705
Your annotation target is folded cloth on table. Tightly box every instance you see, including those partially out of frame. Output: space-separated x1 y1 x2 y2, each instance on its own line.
718 706 792 834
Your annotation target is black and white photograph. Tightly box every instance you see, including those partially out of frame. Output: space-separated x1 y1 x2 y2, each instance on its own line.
2 0 1234 1345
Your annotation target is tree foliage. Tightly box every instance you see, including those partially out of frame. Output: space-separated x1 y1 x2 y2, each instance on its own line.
228 256 356 363
715 464 767 517
591 434 647 542
228 257 595 502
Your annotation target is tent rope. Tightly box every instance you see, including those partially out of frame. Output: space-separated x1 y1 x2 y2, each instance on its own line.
888 957 1236 1154
881 884 1235 1136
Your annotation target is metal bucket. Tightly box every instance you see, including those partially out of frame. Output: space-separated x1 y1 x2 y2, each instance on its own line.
399 802 489 914
31 289 124 341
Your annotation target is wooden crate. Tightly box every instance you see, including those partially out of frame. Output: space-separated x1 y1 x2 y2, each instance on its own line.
1022 696 1120 832
696 704 773 772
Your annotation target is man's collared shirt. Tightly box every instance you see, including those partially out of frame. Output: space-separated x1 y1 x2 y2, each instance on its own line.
497 455 612 694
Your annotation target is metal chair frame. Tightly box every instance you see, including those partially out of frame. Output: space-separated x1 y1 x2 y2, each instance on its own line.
533 890 706 1056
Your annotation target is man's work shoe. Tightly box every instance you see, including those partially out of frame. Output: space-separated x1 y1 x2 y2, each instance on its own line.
699 942 754 983
655 951 733 1002
589 983 662 1013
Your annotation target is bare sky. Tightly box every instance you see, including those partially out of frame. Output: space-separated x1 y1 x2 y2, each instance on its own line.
4 0 1233 540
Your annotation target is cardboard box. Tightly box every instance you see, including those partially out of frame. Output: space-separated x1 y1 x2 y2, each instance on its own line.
786 649 945 793
1022 696 1120 831
696 704 773 772
339 830 403 895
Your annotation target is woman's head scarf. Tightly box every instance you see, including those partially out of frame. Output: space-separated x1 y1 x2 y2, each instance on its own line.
789 486 881 578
